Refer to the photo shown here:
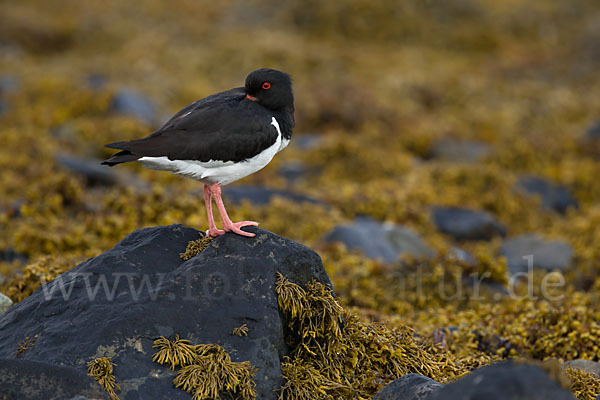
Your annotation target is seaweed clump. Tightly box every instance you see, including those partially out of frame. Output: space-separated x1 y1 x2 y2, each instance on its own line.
14 333 38 358
179 235 214 261
232 323 249 337
87 357 120 400
1 255 79 303
565 366 600 400
275 272 462 399
152 335 256 400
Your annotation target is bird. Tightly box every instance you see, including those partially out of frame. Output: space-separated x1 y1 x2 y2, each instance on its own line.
102 68 294 238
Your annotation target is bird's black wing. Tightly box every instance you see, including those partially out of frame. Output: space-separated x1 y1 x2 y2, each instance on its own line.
105 88 279 163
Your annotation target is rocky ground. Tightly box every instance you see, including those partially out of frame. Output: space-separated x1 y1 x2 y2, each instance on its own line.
1 0 600 399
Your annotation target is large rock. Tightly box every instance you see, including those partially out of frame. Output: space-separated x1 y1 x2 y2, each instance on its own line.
372 373 442 400
432 206 506 241
500 234 573 274
0 359 110 400
0 225 332 400
323 217 436 263
516 176 578 214
427 361 575 400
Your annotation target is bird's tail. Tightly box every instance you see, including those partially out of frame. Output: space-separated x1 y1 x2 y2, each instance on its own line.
101 149 141 166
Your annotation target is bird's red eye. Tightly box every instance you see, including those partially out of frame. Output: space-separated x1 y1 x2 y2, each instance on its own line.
262 82 271 90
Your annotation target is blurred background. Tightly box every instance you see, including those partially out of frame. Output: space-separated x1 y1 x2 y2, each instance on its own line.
2 0 600 367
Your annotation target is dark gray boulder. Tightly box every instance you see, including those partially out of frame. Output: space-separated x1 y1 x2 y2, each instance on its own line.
323 217 436 263
0 359 110 400
432 206 506 241
427 361 575 400
500 234 573 274
373 373 442 400
0 225 332 400
516 176 578 214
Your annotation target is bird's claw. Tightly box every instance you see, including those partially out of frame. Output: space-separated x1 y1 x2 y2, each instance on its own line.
223 221 259 237
206 228 226 238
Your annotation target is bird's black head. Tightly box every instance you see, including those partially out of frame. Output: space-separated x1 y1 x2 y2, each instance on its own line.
245 68 294 112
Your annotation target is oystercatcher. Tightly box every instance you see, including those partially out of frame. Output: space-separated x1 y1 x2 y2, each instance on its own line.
102 68 294 238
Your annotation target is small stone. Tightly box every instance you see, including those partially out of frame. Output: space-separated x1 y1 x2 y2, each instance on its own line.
57 153 150 191
0 75 19 92
564 359 600 376
427 361 575 400
449 246 477 265
516 176 578 214
292 133 324 150
323 217 436 263
585 120 600 141
429 139 491 162
85 73 108 91
0 292 12 314
111 88 156 125
373 373 442 400
278 160 309 183
432 206 507 241
500 234 573 274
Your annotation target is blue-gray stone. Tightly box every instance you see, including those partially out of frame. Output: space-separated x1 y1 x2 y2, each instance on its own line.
516 175 578 214
373 373 442 400
223 185 326 207
427 361 575 400
429 140 491 162
323 217 436 263
586 120 600 140
432 206 506 241
111 88 156 124
500 234 573 274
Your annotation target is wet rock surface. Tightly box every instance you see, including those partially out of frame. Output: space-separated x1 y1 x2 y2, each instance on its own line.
0 359 110 400
427 361 576 400
0 225 332 400
372 373 442 400
500 234 573 274
432 206 507 241
323 217 436 263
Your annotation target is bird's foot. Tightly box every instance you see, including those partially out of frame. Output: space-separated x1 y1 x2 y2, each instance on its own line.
205 227 226 238
223 221 259 237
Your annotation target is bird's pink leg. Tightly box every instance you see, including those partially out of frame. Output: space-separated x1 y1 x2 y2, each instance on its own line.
210 182 258 237
204 184 225 237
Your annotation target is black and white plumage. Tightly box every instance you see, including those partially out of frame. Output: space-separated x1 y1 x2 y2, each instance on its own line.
102 68 294 237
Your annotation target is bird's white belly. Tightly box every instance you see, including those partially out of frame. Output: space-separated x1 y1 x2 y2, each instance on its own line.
139 117 284 186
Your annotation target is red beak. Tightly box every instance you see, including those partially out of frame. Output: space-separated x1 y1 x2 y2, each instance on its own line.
245 94 257 101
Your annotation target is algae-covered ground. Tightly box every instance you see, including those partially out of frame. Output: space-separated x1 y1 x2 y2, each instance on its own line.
2 0 600 399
